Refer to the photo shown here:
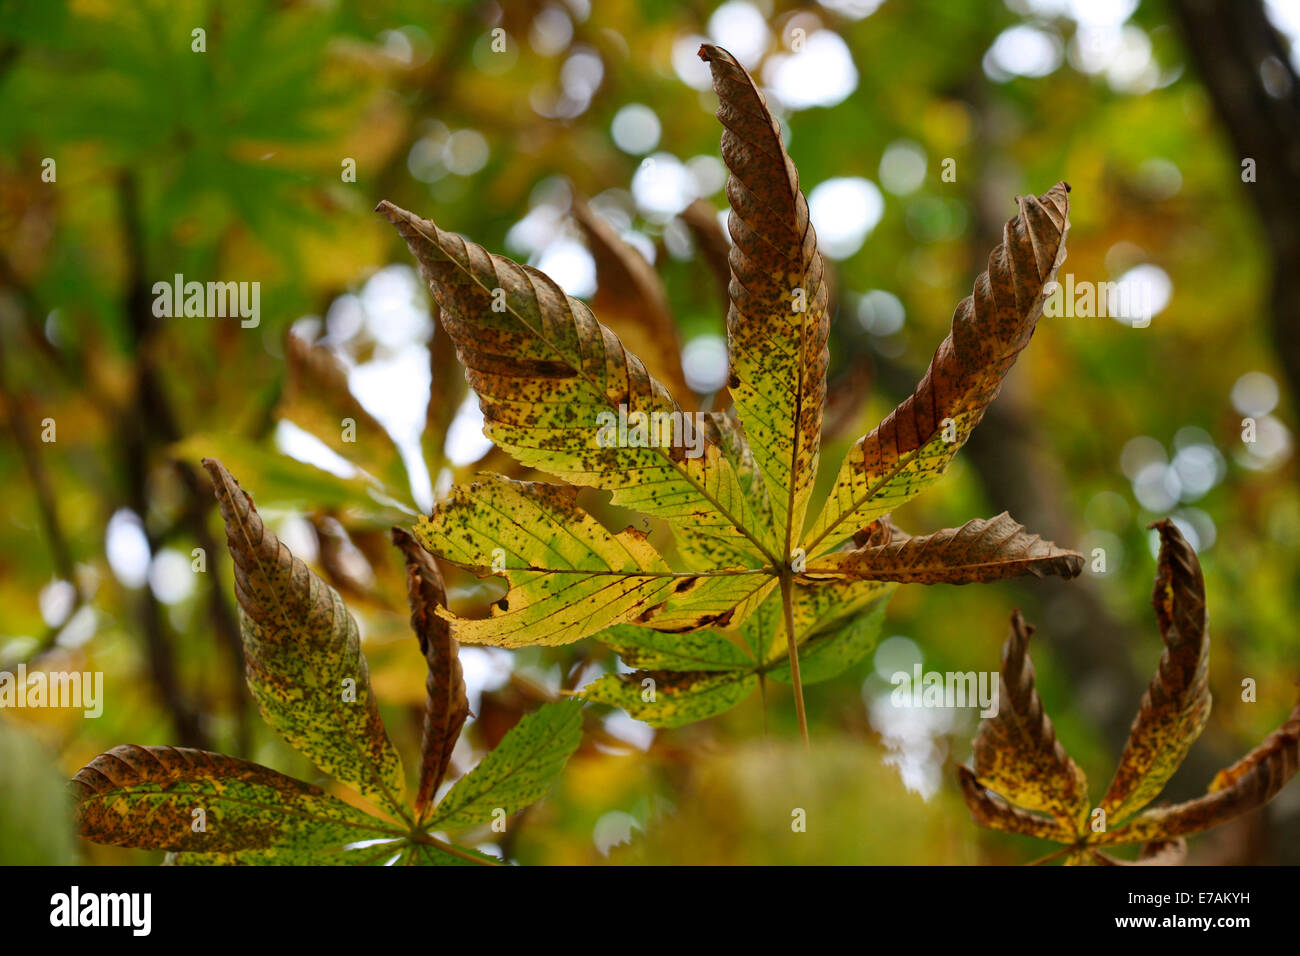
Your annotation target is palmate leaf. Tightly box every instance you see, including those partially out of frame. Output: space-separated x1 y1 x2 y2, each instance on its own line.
379 43 1081 742
70 464 586 866
959 522 1300 864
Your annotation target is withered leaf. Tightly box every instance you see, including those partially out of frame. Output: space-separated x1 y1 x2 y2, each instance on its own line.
392 527 469 822
806 513 1084 585
960 521 1300 863
71 467 583 866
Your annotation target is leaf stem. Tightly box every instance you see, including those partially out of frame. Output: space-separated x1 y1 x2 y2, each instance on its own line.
778 570 809 748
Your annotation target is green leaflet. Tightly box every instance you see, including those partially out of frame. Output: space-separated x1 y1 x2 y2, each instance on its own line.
768 597 888 686
427 699 584 829
597 623 754 671
204 458 407 814
71 745 396 853
581 669 757 728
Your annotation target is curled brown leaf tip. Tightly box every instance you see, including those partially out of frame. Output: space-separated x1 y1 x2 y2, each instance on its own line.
1098 518 1211 823
392 527 468 820
1148 519 1207 651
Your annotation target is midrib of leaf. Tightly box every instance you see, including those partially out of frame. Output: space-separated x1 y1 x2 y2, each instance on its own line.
224 495 411 824
780 230 815 565
399 214 781 568
813 557 1060 577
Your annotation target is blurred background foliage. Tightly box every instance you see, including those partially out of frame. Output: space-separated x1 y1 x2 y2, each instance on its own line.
2 0 1299 865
